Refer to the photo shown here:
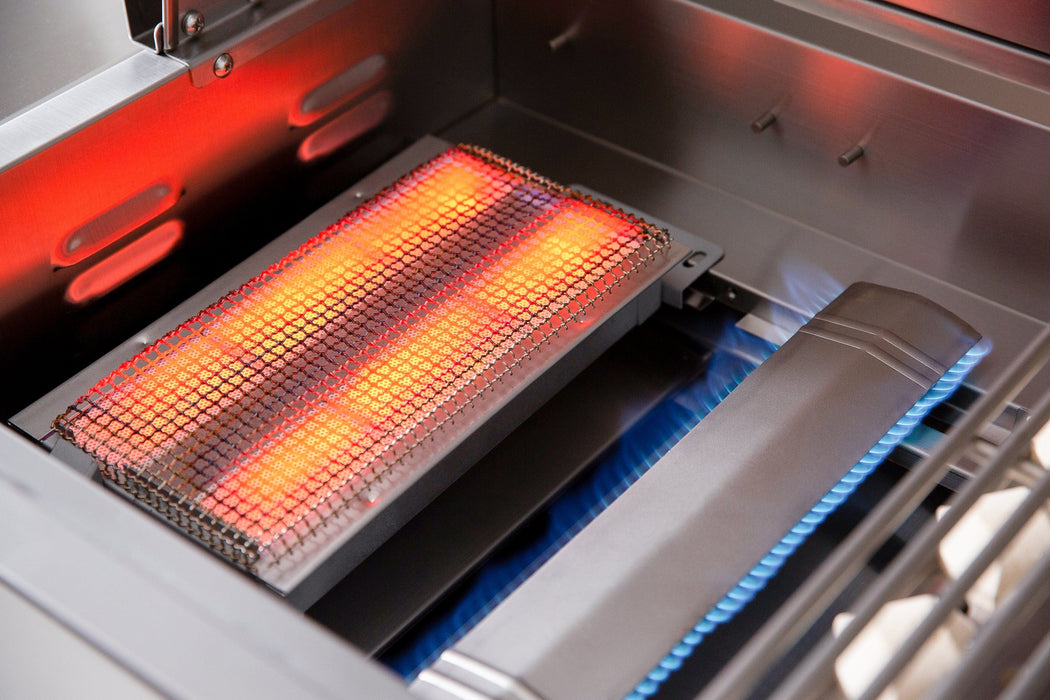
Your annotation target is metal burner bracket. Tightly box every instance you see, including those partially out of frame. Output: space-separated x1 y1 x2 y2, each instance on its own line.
573 186 724 309
125 0 355 86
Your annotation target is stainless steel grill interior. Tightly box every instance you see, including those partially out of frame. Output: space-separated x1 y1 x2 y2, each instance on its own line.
2 1 1049 698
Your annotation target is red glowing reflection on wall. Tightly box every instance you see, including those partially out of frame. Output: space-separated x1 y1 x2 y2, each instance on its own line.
65 220 183 304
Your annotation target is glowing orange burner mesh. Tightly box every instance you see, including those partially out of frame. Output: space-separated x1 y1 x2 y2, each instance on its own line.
54 146 672 570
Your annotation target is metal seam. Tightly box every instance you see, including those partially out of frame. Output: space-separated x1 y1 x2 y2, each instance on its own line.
816 314 948 375
798 326 932 388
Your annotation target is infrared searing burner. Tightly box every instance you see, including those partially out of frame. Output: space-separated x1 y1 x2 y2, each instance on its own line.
52 144 692 603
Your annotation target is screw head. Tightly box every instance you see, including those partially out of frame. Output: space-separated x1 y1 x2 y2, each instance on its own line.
182 10 205 36
213 53 234 78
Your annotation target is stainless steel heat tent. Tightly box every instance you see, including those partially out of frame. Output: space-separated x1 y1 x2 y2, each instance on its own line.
414 283 981 700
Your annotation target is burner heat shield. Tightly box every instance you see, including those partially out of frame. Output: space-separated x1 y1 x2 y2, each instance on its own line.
418 283 983 700
52 146 681 597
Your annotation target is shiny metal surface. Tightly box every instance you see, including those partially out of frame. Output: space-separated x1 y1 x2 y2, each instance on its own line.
0 0 141 124
702 324 1050 700
19 137 691 609
163 0 179 51
0 50 182 169
443 101 1050 408
311 321 705 654
882 0 1050 55
781 0 1050 94
212 51 234 77
417 650 542 700
773 338 1050 700
0 424 414 699
434 283 979 700
293 54 387 126
182 10 205 37
837 144 865 167
0 582 162 699
127 0 267 54
4 0 1050 695
494 0 1050 326
158 0 362 88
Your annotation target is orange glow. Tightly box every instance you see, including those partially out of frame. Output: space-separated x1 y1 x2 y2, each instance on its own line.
65 220 183 304
84 153 506 470
296 91 392 162
53 181 180 268
55 146 669 567
290 53 388 127
204 298 502 539
204 200 641 542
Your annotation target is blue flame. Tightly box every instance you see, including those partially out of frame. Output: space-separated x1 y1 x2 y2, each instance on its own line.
777 259 844 318
381 307 988 690
382 325 776 680
625 337 990 700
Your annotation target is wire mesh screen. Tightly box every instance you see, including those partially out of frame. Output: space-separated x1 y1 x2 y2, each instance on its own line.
53 145 673 572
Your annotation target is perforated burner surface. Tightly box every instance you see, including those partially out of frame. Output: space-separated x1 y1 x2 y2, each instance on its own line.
53 145 680 591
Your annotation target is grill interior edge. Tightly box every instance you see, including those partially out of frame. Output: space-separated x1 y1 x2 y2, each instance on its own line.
2 2 1050 699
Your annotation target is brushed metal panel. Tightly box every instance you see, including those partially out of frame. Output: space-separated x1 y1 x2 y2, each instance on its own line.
779 0 1050 94
493 0 1050 325
0 0 140 125
0 583 161 699
0 51 183 169
442 101 1050 409
885 0 1050 55
0 424 414 699
0 0 491 316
